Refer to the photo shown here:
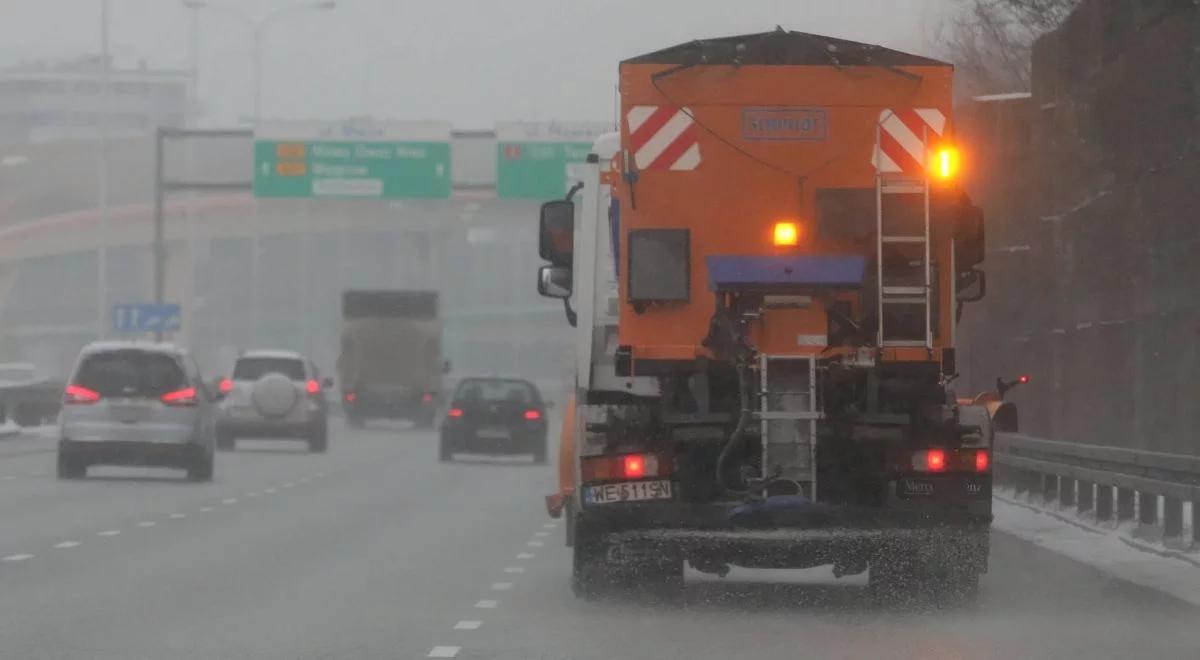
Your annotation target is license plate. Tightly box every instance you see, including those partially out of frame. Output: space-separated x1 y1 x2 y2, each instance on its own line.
110 402 151 423
476 427 509 439
583 480 673 505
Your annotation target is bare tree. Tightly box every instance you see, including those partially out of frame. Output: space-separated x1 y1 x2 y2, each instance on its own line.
936 0 1080 96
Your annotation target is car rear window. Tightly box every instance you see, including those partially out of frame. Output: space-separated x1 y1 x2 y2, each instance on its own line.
453 380 540 405
74 350 186 398
233 357 306 381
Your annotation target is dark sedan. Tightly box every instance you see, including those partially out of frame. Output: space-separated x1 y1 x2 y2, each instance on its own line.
439 377 549 463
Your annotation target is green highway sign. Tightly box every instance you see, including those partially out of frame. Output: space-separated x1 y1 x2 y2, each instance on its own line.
495 122 612 199
253 121 452 199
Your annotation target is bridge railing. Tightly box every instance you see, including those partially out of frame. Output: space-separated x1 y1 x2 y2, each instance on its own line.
994 433 1200 546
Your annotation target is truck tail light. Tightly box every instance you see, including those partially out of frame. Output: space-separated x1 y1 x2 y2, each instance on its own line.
975 450 990 472
218 378 233 395
581 453 666 482
909 448 991 473
447 408 464 418
64 384 100 404
161 387 197 406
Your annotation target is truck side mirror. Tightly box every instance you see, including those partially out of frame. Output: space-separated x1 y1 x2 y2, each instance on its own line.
954 202 985 270
539 200 575 267
537 265 572 299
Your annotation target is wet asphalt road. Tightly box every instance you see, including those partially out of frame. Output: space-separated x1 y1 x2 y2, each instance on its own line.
0 421 1194 660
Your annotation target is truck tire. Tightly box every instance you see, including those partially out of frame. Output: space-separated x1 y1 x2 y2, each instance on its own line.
439 438 453 462
571 520 616 599
414 411 435 430
187 450 214 482
56 452 85 480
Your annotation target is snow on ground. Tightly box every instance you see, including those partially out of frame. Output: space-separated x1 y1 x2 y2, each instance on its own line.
994 490 1200 606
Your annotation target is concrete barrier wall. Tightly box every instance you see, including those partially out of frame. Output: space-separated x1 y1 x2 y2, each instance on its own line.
957 1 1199 454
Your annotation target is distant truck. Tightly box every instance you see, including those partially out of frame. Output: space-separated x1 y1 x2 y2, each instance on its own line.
337 290 445 428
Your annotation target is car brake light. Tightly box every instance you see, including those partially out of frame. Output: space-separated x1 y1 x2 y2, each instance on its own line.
422 393 434 403
975 450 990 472
345 392 356 402
523 409 541 420
305 379 320 395
447 408 464 418
64 383 100 404
161 387 197 406
218 378 233 394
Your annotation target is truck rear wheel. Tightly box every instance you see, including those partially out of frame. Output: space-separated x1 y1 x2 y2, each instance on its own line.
571 522 608 598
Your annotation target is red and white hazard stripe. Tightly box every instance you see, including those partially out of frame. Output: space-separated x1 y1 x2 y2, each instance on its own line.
874 108 947 174
625 105 701 171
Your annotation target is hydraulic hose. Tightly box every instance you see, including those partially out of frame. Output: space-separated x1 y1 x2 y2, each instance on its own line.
715 361 752 496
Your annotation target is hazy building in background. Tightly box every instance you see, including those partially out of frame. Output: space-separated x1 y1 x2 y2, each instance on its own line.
0 57 187 145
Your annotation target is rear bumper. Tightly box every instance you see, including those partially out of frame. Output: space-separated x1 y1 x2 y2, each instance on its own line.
441 428 546 454
574 489 991 571
217 417 320 438
59 439 205 468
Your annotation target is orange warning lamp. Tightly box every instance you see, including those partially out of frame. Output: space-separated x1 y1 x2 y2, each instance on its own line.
931 145 960 181
772 220 802 247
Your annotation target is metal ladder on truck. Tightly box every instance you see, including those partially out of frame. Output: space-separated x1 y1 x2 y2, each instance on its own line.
757 355 820 499
875 121 934 349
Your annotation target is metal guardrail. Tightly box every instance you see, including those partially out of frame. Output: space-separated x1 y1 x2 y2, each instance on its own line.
994 433 1200 545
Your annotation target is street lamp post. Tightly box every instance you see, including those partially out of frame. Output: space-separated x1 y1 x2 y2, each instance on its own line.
181 0 336 344
96 0 111 340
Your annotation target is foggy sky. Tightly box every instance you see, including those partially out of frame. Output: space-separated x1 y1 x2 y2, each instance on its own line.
2 0 953 128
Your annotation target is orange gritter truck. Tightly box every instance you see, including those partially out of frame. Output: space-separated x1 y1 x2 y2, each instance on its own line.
537 29 993 599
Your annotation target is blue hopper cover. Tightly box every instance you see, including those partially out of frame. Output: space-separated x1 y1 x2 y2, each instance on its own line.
706 255 866 292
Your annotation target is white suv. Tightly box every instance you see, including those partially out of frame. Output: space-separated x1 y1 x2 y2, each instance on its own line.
215 350 331 453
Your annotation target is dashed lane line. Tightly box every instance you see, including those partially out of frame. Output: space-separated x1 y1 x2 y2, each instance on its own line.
527 540 544 547
222 498 238 505
453 621 482 630
428 647 460 658
517 552 535 560
3 554 33 562
53 541 81 549
474 600 499 609
168 513 186 519
490 582 513 591
136 521 156 528
534 531 549 537
199 507 213 513
264 488 277 494
97 530 120 537
503 566 525 574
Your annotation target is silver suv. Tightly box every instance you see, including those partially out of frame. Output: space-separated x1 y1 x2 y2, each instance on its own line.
215 350 330 453
57 341 216 481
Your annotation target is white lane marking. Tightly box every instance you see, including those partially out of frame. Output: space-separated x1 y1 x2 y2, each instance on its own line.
542 522 556 529
503 566 525 574
527 540 544 547
97 530 120 537
517 552 535 559
534 531 549 537
53 541 81 549
491 582 513 591
222 498 238 505
453 620 482 630
168 513 186 519
315 472 326 478
27 471 44 477
199 507 213 513
3 475 15 481
264 488 277 494
428 647 460 658
136 521 156 528
3 554 33 561
282 482 295 488
474 599 499 609
246 492 260 498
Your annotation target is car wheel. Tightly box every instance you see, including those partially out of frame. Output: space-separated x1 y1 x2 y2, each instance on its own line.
56 451 86 480
216 431 236 451
533 435 548 465
188 450 214 482
308 423 329 453
439 438 453 462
